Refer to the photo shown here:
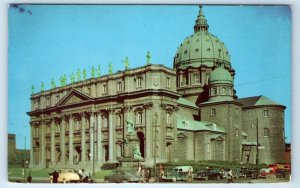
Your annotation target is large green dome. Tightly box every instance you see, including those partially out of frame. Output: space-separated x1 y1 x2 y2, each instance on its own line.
208 66 233 84
174 6 231 69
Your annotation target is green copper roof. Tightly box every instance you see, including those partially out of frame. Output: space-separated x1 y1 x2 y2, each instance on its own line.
177 116 225 132
177 98 199 108
235 95 283 107
174 6 231 69
208 66 233 84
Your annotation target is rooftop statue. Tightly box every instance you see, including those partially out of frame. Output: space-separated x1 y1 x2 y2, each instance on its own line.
77 69 81 81
82 69 87 80
96 65 101 77
91 66 95 78
109 62 113 74
146 51 151 65
122 57 129 70
51 78 56 89
70 73 75 84
31 85 34 94
59 76 64 87
63 74 67 86
41 81 44 92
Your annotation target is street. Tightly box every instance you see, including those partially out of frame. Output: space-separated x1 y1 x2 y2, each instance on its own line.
9 176 290 184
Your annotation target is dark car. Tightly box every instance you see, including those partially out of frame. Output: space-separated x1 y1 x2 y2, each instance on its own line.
275 169 289 178
195 169 223 180
104 170 140 183
240 168 256 178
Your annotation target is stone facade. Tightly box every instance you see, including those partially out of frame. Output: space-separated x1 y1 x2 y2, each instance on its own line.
27 6 286 169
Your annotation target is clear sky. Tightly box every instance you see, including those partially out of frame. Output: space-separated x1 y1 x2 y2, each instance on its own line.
8 5 291 149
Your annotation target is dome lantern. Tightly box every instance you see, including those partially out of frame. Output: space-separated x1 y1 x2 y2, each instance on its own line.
194 5 209 32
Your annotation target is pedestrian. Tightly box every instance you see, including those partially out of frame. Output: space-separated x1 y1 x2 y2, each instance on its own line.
159 168 165 182
82 169 89 183
27 174 32 183
146 169 151 182
49 170 59 183
141 168 146 183
187 167 193 182
228 169 234 183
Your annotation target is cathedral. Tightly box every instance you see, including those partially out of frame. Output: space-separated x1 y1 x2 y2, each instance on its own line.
27 6 285 169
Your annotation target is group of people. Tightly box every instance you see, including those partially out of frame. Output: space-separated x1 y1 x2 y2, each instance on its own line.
136 165 151 183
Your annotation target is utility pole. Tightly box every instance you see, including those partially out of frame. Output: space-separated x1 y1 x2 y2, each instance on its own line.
153 112 158 182
256 118 259 179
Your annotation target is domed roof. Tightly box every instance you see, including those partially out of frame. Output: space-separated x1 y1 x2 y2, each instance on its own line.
174 6 231 69
208 66 233 84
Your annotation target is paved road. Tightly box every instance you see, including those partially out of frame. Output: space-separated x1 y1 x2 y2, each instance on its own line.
8 176 290 184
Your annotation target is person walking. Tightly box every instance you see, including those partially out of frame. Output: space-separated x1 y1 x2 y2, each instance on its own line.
227 169 234 183
49 170 59 183
187 167 193 182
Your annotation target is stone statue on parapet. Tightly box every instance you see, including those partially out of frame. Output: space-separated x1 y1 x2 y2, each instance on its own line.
91 66 95 78
63 74 67 86
59 76 64 87
109 62 113 74
82 69 87 80
122 57 129 70
146 51 151 65
41 81 44 92
126 120 134 134
31 85 34 94
77 69 81 81
133 144 142 159
51 78 56 89
96 65 101 77
70 73 75 84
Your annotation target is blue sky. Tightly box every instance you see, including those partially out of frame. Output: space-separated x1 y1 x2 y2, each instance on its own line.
8 5 291 149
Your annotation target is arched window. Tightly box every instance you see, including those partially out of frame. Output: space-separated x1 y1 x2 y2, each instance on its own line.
221 87 226 95
166 112 172 124
211 108 216 117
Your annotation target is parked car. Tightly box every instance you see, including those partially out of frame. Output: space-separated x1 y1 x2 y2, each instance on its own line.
104 170 140 183
240 168 256 178
275 169 289 178
259 168 274 178
161 166 194 182
223 168 245 179
194 168 223 180
56 169 81 183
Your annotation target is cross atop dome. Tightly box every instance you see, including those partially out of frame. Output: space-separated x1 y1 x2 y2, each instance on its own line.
194 5 209 32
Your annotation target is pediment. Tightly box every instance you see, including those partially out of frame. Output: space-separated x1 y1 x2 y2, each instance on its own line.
177 132 187 139
56 88 92 106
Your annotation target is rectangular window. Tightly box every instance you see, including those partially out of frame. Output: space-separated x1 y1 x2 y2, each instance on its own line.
210 108 216 117
194 73 200 84
235 129 239 137
264 128 269 137
235 108 238 116
46 97 50 107
166 77 171 88
263 110 268 117
117 82 123 91
137 77 142 88
103 84 107 94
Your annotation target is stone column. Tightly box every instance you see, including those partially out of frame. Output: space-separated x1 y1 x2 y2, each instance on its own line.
123 105 133 157
143 103 153 162
89 113 95 163
40 121 46 167
50 119 56 165
108 109 115 162
81 114 86 164
96 112 102 162
68 116 74 165
60 117 66 164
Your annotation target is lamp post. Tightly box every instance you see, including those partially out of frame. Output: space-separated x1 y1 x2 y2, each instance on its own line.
256 118 259 179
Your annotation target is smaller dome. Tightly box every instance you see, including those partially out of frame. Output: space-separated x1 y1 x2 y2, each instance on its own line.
208 66 233 84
